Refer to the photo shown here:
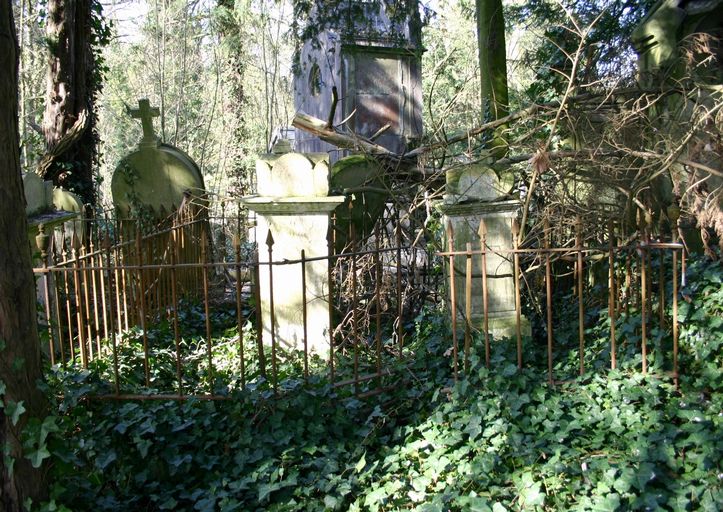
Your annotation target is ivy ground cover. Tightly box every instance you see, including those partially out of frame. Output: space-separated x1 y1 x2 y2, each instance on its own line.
37 258 722 511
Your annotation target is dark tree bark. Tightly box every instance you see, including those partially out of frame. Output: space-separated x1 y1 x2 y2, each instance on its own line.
40 0 96 206
0 1 50 509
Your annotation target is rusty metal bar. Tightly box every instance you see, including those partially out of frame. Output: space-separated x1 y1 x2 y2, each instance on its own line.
544 218 553 385
608 221 617 370
234 235 246 389
103 235 120 395
374 224 382 383
266 230 278 395
36 225 55 365
251 250 266 378
351 219 360 394
478 220 490 369
396 210 403 359
136 227 150 387
640 215 649 375
576 218 585 376
201 232 214 395
169 228 183 396
464 242 472 374
327 221 335 386
80 242 93 361
301 249 308 381
118 226 130 331
71 238 88 368
512 219 522 369
447 221 458 382
88 237 101 356
52 246 66 367
668 205 680 389
62 243 75 363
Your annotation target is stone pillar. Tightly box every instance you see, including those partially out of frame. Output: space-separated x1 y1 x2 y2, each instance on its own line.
440 162 530 338
243 148 345 353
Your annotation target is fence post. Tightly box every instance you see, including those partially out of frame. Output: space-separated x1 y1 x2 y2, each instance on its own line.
639 209 649 375
667 203 680 389
478 220 490 369
136 226 150 387
576 217 585 376
512 219 522 370
71 234 88 368
301 249 308 382
351 208 360 394
327 220 335 386
464 242 472 373
447 221 458 382
266 230 278 395
201 232 214 395
233 234 246 389
253 249 266 379
544 217 554 385
608 220 617 370
36 224 55 366
396 210 403 359
103 234 120 395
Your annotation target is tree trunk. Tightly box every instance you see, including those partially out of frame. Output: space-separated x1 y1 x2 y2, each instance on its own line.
0 1 50 509
40 0 95 206
476 0 509 156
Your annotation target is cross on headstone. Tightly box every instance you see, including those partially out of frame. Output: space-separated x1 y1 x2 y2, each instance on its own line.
129 98 160 144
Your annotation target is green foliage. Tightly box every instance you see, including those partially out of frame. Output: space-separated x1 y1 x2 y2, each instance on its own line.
36 258 723 510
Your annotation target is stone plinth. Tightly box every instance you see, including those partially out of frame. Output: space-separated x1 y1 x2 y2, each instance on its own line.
243 150 344 354
441 163 530 339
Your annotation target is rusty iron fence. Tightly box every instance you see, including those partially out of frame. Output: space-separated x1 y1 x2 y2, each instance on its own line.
32 202 687 400
32 206 435 400
440 215 685 388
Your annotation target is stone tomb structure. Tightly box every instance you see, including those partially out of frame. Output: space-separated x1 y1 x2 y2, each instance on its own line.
243 146 344 353
294 0 423 158
440 162 530 338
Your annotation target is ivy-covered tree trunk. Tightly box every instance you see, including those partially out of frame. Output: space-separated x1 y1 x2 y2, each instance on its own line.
476 0 509 155
0 1 50 509
40 0 96 206
216 0 251 195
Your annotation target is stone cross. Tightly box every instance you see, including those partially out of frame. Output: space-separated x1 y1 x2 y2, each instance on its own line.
129 98 160 144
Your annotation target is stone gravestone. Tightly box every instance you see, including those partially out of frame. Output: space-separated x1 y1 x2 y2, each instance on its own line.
111 99 206 218
110 99 209 302
440 160 530 338
23 172 77 259
243 143 345 353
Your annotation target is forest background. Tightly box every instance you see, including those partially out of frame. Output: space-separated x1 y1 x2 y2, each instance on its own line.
11 0 657 210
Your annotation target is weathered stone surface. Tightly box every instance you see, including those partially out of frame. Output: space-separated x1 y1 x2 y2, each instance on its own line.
111 99 206 217
244 151 345 353
445 163 514 203
256 152 330 198
112 144 206 217
22 172 52 216
440 199 530 339
53 188 85 244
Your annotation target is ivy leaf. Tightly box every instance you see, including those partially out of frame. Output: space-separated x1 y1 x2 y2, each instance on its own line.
6 401 25 426
26 445 50 468
355 452 366 473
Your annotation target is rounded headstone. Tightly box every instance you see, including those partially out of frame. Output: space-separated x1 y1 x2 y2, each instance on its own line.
111 143 205 217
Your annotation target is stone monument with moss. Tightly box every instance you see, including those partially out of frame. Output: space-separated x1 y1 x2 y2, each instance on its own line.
243 142 345 353
440 159 530 339
111 99 206 219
